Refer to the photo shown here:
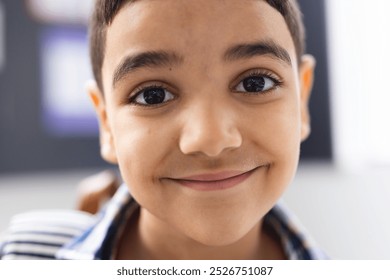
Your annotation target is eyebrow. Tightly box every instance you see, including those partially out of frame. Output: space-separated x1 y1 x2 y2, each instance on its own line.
112 51 183 88
223 40 292 66
112 40 291 88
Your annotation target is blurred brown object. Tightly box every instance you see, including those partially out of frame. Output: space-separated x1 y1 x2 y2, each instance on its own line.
76 170 120 214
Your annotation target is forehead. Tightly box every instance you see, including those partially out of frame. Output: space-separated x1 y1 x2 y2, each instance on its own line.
103 0 296 87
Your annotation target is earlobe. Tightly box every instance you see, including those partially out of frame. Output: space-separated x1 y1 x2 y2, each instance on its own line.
86 80 118 164
299 54 316 142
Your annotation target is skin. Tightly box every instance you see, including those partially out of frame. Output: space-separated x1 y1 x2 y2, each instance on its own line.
88 0 315 259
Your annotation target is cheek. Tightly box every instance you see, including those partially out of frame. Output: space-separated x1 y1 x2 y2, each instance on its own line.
271 100 302 192
111 114 175 197
247 96 301 192
248 97 301 157
272 107 301 159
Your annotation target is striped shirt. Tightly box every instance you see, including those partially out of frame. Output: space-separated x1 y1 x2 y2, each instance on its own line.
0 184 328 260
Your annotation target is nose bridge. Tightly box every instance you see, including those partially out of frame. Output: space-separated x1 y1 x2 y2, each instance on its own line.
179 95 242 157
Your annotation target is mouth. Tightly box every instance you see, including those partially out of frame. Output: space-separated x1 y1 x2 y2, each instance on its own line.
169 166 264 191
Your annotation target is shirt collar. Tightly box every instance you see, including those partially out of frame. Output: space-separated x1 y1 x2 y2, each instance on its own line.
264 202 328 259
56 184 136 260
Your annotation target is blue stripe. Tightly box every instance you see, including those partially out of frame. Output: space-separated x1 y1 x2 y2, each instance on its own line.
13 222 89 231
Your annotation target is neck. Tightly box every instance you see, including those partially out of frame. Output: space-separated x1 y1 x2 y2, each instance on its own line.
116 208 285 260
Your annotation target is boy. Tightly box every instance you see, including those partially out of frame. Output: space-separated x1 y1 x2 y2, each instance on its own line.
0 0 326 259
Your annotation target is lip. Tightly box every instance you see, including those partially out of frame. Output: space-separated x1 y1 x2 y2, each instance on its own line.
170 167 261 191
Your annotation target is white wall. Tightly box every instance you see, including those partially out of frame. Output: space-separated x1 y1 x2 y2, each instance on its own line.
285 163 390 259
327 0 390 168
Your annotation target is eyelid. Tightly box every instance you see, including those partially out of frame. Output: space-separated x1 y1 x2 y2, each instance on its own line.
129 81 166 98
126 81 177 107
230 68 283 92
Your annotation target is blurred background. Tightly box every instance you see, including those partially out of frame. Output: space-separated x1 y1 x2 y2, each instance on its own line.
0 0 389 259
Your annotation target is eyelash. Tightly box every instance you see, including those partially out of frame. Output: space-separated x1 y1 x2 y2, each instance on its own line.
127 83 173 107
126 69 283 107
232 69 283 94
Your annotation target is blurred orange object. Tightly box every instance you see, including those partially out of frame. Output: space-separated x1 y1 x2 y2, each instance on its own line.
76 170 119 214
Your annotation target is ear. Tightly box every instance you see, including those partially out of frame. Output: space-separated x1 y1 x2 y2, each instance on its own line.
86 80 118 164
298 54 316 142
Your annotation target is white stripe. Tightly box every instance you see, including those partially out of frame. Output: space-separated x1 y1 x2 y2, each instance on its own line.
57 250 95 260
9 224 84 236
11 210 94 228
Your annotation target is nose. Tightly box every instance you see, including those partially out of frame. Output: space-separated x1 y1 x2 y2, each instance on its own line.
179 101 242 157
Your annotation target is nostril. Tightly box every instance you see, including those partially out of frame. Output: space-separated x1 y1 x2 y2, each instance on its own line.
179 124 242 157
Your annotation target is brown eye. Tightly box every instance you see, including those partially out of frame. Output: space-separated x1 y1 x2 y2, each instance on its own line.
235 76 276 93
133 86 174 105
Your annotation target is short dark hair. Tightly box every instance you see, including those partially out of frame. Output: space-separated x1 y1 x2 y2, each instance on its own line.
89 0 306 92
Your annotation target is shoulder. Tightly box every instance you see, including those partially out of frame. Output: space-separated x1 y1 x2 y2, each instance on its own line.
0 210 96 260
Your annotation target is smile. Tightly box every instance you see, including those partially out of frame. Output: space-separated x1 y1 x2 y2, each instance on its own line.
170 166 263 191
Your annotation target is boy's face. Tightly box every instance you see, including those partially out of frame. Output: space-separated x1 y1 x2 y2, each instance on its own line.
90 0 314 246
